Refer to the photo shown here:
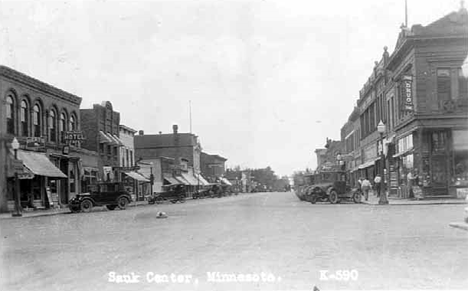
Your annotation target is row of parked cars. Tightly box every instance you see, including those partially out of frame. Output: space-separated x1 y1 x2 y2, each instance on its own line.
68 182 237 213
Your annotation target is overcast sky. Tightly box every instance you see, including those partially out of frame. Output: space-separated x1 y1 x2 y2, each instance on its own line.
0 0 463 176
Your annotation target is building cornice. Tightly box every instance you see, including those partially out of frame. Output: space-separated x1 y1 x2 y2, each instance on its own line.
0 65 82 105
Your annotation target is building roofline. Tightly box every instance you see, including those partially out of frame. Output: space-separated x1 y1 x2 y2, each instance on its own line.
119 124 137 133
0 65 82 105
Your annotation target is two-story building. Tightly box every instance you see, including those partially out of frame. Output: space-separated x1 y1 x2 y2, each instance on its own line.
0 65 98 211
334 6 468 199
134 125 203 197
384 7 468 197
200 152 227 182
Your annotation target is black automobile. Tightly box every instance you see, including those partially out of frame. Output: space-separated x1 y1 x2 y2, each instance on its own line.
303 170 362 204
147 184 186 204
69 182 133 213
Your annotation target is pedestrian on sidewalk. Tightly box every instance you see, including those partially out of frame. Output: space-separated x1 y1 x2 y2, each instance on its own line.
361 177 371 201
374 175 382 197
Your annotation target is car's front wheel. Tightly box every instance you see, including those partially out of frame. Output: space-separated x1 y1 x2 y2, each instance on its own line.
310 195 317 204
117 197 129 210
80 199 93 213
106 205 117 210
353 190 362 203
329 190 338 204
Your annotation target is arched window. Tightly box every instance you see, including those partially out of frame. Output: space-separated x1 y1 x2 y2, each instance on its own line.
20 100 29 136
33 104 41 137
60 112 67 142
69 115 76 131
49 109 57 142
6 95 15 134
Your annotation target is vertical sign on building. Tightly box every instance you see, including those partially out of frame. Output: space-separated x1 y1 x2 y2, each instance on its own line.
401 75 413 112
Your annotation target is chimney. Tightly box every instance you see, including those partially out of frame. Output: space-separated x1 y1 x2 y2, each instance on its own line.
173 124 178 134
139 130 144 136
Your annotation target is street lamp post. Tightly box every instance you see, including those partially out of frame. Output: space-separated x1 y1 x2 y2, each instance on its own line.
377 121 389 205
150 162 154 197
11 137 22 217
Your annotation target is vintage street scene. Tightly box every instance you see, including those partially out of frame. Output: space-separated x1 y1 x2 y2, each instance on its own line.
0 0 467 290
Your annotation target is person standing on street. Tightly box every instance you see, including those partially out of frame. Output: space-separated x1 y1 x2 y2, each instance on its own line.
361 177 371 201
374 174 382 197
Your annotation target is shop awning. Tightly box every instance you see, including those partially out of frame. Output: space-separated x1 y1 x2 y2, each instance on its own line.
181 172 199 186
17 150 67 178
220 177 233 186
357 158 379 170
393 148 414 158
174 175 190 185
196 174 210 186
109 134 124 146
163 174 181 185
99 131 112 144
125 171 150 182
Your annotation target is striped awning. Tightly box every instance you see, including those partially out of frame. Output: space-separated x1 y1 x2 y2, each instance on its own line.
220 177 232 186
357 158 379 170
99 131 114 144
196 174 210 186
181 172 199 186
125 171 150 182
17 150 67 178
163 174 181 185
174 175 190 185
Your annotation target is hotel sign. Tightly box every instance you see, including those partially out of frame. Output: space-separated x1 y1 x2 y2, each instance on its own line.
401 75 413 112
64 131 85 141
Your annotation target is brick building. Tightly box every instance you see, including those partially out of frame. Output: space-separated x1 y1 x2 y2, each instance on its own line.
336 6 468 199
200 152 227 182
384 7 468 197
134 125 201 174
134 125 203 197
0 65 98 212
80 101 124 182
314 138 344 172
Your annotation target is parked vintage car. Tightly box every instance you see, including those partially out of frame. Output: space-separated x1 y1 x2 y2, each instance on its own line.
302 169 362 204
147 184 186 204
69 182 133 213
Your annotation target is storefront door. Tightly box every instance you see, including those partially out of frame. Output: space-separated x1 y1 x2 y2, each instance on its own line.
60 159 69 204
431 155 449 195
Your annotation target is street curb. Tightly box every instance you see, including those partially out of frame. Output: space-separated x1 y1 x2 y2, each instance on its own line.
0 210 71 220
0 194 255 220
362 201 466 206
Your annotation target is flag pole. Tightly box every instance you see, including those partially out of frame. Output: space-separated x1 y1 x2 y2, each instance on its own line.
189 100 192 134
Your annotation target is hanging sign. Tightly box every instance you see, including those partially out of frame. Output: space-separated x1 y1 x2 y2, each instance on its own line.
401 75 413 112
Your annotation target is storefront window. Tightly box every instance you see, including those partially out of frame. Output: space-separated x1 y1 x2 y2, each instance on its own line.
453 130 468 185
32 177 42 200
69 169 76 193
454 152 468 185
459 68 467 99
431 131 447 153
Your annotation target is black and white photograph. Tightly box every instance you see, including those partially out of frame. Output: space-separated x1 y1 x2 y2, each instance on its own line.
0 0 467 290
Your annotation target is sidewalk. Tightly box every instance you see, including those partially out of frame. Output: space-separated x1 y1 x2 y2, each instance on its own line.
0 200 150 220
362 192 467 205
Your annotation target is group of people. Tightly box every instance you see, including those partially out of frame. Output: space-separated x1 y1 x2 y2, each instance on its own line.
357 175 382 201
357 170 421 201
